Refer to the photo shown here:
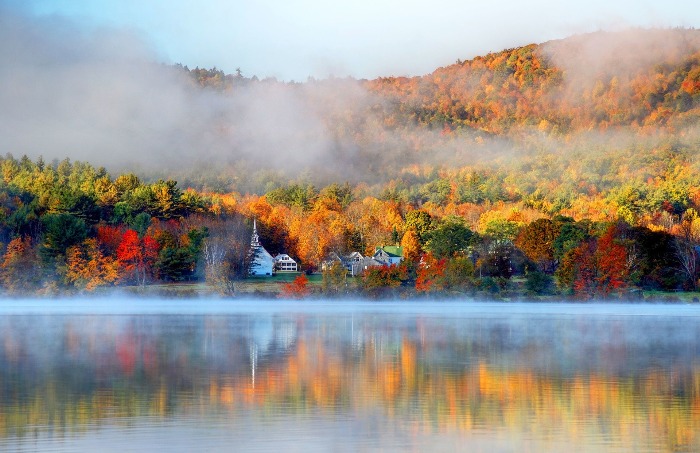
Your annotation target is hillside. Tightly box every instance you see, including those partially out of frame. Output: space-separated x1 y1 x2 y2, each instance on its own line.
366 28 700 134
185 28 700 136
5 24 700 194
164 30 700 217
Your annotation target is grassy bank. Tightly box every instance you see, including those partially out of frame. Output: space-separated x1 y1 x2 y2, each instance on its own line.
101 276 700 303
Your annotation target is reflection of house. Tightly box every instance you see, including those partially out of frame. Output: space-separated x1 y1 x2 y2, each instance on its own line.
249 220 275 276
372 246 404 266
274 254 298 272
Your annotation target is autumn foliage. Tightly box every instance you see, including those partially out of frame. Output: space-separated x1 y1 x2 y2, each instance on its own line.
415 253 447 293
558 225 629 298
280 274 310 299
362 264 409 295
116 230 160 286
66 239 120 290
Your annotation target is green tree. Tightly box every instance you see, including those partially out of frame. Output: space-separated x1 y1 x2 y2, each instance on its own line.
424 217 476 259
525 269 554 295
404 210 433 243
130 212 152 238
443 256 475 290
150 179 182 219
552 216 589 262
40 213 87 262
156 247 195 282
483 218 520 243
322 260 347 293
54 190 100 223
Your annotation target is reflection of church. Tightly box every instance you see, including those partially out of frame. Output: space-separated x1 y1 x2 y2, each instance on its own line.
249 220 275 276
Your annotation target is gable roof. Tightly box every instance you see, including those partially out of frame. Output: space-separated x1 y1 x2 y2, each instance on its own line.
377 245 403 257
274 254 296 262
255 245 274 260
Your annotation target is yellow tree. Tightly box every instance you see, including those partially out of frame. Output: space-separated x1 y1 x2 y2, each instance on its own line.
1 237 42 293
346 197 403 255
290 207 347 268
66 239 120 290
400 230 421 263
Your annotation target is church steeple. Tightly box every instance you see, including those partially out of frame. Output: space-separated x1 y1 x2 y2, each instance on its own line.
251 219 261 247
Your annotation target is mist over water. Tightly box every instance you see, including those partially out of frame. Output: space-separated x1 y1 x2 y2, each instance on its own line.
1 299 700 452
2 297 700 316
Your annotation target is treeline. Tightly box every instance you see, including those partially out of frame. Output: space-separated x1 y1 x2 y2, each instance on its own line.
1 154 699 298
0 154 239 293
251 187 691 298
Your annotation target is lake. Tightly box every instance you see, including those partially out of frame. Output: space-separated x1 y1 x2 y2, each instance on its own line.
1 300 699 452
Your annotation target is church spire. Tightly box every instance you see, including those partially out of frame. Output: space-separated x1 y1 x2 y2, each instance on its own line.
251 219 261 247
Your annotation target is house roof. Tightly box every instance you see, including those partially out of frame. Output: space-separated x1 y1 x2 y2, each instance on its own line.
255 245 274 260
325 251 364 263
362 257 384 267
274 254 296 262
326 252 342 262
377 245 403 257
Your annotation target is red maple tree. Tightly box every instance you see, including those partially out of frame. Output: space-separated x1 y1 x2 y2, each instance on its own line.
280 274 310 299
573 225 629 298
416 253 447 292
116 229 160 286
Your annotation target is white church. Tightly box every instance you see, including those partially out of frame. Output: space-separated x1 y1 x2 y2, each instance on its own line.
249 220 275 276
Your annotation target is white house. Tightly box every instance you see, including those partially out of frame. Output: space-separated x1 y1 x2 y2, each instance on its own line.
372 246 404 266
274 254 298 272
249 220 275 276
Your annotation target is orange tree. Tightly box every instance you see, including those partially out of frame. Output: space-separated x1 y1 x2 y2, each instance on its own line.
515 218 559 273
116 229 160 286
280 274 311 299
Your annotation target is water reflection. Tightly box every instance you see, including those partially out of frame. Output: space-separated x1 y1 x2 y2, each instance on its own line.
1 309 699 452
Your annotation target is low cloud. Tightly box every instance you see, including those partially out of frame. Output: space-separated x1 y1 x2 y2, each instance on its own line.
2 9 700 194
540 28 700 89
0 9 364 180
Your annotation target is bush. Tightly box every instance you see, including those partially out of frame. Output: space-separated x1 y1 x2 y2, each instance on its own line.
525 270 554 295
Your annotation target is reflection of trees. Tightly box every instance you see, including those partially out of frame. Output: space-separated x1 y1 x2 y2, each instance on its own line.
0 315 699 451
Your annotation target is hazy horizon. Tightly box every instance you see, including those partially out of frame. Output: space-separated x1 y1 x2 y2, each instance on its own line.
4 0 700 81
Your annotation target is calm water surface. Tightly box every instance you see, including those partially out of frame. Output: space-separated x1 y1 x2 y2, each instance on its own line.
1 300 699 452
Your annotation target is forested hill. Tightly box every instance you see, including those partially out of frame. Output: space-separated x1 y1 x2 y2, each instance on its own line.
4 27 700 196
186 28 700 135
156 29 700 194
365 28 700 134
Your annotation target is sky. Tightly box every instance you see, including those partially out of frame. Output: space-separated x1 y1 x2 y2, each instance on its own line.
5 0 700 81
